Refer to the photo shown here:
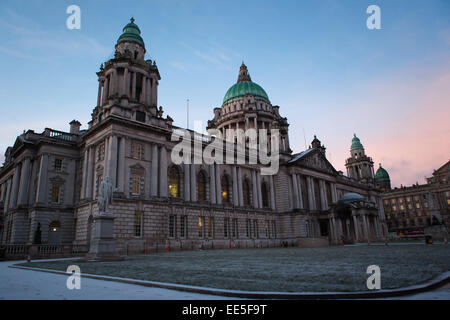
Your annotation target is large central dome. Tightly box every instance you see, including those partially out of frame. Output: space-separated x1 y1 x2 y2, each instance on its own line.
223 63 270 105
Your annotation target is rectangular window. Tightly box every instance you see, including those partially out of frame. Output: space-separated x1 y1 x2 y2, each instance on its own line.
272 220 277 238
180 215 187 238
97 143 105 161
54 159 62 172
51 184 60 203
131 173 142 195
265 220 269 238
253 219 258 238
198 216 204 238
134 211 143 237
416 203 421 209
224 218 230 238
169 215 177 238
131 143 144 160
136 111 146 123
207 217 214 238
246 219 250 238
232 218 238 238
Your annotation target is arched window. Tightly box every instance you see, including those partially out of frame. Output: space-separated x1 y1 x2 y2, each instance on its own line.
221 175 231 203
261 182 269 208
197 171 207 201
243 179 251 206
168 166 181 198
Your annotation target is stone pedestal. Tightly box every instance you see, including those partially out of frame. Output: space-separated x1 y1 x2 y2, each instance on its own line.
85 212 124 261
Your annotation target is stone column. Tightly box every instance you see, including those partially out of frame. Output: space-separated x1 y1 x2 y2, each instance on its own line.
292 174 300 209
117 137 126 193
252 170 258 208
256 171 262 208
36 154 48 205
3 179 11 213
210 164 216 204
151 144 158 197
352 214 360 241
190 164 197 202
184 163 191 201
17 158 31 207
107 136 118 187
159 146 168 197
215 164 222 205
319 180 327 211
81 149 89 199
131 72 136 100
97 79 103 106
86 147 94 200
331 183 338 203
237 167 243 206
141 76 147 103
306 177 315 210
102 77 109 104
9 165 21 209
232 167 238 206
146 78 151 104
110 69 116 96
362 214 369 241
123 68 129 96
270 175 276 210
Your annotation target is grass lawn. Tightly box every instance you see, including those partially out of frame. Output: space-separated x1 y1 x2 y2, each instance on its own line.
18 244 450 292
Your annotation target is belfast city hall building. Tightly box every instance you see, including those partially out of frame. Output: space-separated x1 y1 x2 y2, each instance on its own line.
0 19 388 253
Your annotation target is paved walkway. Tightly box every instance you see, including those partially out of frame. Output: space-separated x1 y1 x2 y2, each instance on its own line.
0 258 448 300
0 259 229 300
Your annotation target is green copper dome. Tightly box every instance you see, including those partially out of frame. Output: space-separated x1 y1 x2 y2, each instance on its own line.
375 164 390 182
351 134 364 150
223 81 270 105
117 18 145 47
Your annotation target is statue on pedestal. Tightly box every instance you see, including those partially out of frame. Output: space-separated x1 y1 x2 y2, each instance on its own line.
98 176 113 212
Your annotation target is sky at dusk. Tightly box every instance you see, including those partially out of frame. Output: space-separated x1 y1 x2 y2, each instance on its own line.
0 0 448 187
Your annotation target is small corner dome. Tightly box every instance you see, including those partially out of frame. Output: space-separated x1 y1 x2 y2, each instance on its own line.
375 164 390 182
338 192 365 203
117 17 145 47
351 134 364 150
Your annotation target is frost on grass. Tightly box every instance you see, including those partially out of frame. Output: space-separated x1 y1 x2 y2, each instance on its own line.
19 245 450 292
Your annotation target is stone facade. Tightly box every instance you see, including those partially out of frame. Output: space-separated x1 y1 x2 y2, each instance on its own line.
381 160 450 237
0 19 388 252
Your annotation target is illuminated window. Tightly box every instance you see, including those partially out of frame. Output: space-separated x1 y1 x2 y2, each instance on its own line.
400 204 405 211
392 205 397 211
134 211 142 237
221 175 230 203
406 197 411 202
198 216 204 238
416 203 421 209
131 173 143 196
51 184 61 203
131 142 144 160
97 143 105 161
168 167 181 198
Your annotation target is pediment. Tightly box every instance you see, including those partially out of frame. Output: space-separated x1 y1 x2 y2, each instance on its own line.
289 148 337 175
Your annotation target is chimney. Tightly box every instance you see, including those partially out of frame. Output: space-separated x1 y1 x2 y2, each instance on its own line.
69 120 81 135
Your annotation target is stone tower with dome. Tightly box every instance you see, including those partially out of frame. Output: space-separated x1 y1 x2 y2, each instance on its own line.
345 134 375 183
375 164 391 191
